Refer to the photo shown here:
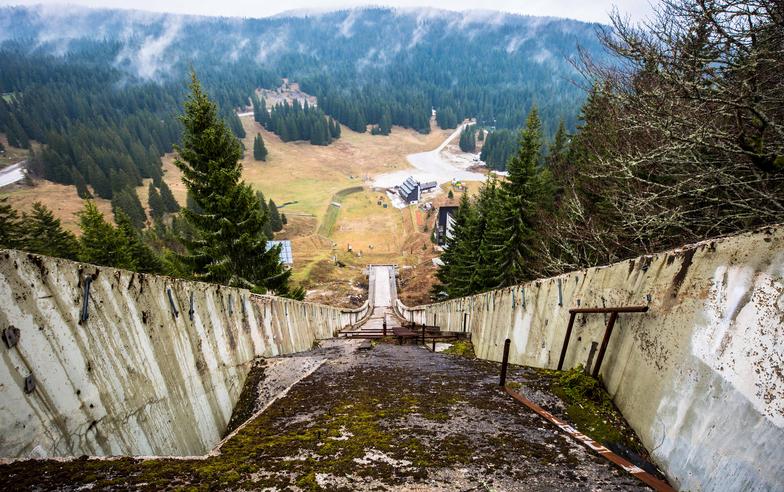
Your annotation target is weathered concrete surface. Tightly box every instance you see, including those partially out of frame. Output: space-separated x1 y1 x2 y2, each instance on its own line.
0 250 356 459
341 265 399 338
0 341 649 490
397 226 784 491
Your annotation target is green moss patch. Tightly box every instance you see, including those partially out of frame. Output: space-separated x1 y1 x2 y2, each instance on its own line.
534 366 650 460
441 340 475 358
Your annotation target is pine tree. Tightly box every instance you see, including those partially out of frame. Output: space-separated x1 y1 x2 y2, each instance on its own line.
20 202 79 260
71 168 92 199
6 114 30 149
148 182 165 220
491 107 546 286
256 191 273 239
435 191 475 298
0 196 22 248
174 73 291 294
77 201 135 269
115 210 162 273
253 133 268 161
548 119 569 169
459 124 476 152
158 180 180 212
111 187 147 229
268 199 283 232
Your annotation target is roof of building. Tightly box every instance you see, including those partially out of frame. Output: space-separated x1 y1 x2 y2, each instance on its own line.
266 240 293 265
399 176 418 195
398 176 420 202
437 206 459 227
420 181 438 191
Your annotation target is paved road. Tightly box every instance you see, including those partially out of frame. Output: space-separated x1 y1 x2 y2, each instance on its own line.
0 161 26 188
373 122 487 188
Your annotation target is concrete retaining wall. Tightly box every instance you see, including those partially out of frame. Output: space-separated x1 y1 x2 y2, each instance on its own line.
397 226 784 492
0 250 353 459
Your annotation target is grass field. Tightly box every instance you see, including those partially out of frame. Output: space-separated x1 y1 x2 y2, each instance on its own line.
3 181 113 232
317 186 364 237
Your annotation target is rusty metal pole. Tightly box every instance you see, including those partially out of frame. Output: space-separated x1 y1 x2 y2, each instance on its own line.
557 312 577 370
592 312 618 379
500 338 511 387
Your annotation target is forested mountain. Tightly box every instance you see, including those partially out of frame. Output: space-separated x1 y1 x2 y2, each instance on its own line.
0 6 606 198
0 6 604 132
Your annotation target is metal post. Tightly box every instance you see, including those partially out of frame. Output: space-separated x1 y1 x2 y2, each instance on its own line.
592 312 618 378
500 338 511 387
80 276 93 322
167 288 179 318
421 325 426 345
383 317 387 337
432 340 436 352
585 342 598 375
557 312 577 370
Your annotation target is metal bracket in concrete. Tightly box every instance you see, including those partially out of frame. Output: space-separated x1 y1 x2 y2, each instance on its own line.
2 326 20 349
557 306 649 377
167 288 179 318
23 374 36 394
79 276 93 323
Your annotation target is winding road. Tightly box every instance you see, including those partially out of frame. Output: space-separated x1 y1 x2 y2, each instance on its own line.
373 122 487 188
0 161 27 188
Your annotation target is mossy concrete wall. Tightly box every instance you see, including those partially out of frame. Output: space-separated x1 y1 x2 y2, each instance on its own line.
0 250 354 460
397 226 784 492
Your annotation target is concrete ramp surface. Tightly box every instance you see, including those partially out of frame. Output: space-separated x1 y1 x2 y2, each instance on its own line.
339 265 401 338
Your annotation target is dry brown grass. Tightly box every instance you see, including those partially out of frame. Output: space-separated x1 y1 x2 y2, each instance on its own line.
2 118 483 305
3 180 113 233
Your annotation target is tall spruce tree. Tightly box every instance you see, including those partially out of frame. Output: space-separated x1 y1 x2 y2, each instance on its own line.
111 187 147 229
256 191 274 239
158 181 180 212
78 201 135 269
174 73 290 294
472 179 507 291
435 191 477 298
268 199 283 232
115 210 162 273
148 182 165 220
0 196 22 248
491 107 546 286
20 202 79 260
253 133 268 161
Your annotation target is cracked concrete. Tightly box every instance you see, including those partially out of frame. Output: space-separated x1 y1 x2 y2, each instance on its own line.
0 340 651 490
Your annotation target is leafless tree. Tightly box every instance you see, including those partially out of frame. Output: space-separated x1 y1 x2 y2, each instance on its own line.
540 0 784 274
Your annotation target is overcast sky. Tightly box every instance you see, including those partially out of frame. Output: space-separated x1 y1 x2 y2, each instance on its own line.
0 0 656 24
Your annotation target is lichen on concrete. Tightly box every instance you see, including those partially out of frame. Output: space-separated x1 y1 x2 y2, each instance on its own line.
0 341 650 490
